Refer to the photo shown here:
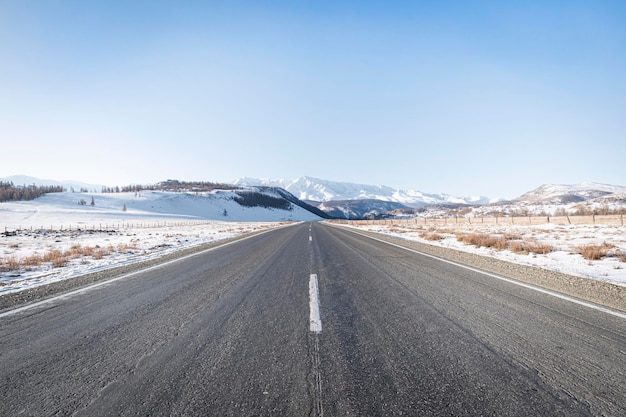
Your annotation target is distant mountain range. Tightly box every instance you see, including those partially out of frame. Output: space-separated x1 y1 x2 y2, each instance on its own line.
234 176 492 207
512 182 626 205
3 175 625 219
0 175 104 193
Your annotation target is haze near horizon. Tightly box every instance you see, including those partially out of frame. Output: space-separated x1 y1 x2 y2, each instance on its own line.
1 1 624 199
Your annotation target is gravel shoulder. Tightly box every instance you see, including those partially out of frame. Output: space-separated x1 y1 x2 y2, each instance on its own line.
337 226 626 313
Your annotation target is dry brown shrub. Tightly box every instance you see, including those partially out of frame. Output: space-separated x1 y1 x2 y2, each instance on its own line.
509 241 525 254
419 232 444 241
2 256 20 271
52 255 68 268
68 244 83 256
23 254 43 267
93 247 108 260
81 246 96 257
523 241 553 255
576 244 609 260
457 233 507 250
42 249 63 263
508 239 553 255
117 243 137 253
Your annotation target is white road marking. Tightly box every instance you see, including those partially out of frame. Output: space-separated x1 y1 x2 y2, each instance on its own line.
309 274 322 333
343 228 626 320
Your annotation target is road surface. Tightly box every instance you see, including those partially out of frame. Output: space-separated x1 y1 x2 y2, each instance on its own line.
1 222 624 416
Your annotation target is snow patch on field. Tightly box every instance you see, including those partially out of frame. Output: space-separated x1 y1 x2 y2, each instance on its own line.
341 222 626 287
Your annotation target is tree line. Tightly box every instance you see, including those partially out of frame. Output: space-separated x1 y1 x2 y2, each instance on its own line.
101 180 237 194
0 181 64 203
233 191 292 210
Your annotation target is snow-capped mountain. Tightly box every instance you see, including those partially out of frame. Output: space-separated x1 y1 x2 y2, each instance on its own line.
234 176 491 207
316 199 410 220
514 182 626 205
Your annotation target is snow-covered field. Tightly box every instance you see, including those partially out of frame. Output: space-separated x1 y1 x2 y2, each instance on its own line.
341 222 626 287
1 190 315 295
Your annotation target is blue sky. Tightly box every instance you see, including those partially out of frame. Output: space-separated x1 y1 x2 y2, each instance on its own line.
1 1 624 199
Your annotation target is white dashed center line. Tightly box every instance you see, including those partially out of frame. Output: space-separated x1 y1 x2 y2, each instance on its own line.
309 274 322 333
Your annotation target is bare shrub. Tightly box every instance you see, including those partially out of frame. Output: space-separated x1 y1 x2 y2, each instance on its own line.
23 254 43 268
67 244 84 257
42 249 63 263
509 239 553 255
52 255 68 268
457 233 507 250
2 256 20 272
576 244 610 260
116 243 137 253
523 241 553 255
81 246 96 257
509 241 525 254
93 247 108 260
419 231 444 241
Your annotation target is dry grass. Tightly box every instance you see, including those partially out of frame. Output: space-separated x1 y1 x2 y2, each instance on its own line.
0 242 139 272
509 239 553 255
1 256 20 272
456 233 507 250
419 231 444 241
509 241 525 254
575 243 613 261
523 240 554 255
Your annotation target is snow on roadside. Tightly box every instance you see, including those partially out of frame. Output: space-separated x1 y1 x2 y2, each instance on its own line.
340 222 626 287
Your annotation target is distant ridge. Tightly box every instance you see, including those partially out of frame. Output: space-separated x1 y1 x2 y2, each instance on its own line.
0 175 104 193
514 182 626 205
234 176 492 207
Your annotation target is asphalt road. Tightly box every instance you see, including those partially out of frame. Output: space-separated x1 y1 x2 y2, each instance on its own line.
1 222 624 416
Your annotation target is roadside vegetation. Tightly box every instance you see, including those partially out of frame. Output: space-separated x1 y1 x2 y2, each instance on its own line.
0 182 64 203
381 224 625 264
0 242 138 274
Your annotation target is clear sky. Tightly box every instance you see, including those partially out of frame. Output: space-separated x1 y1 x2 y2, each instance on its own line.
1 1 624 199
